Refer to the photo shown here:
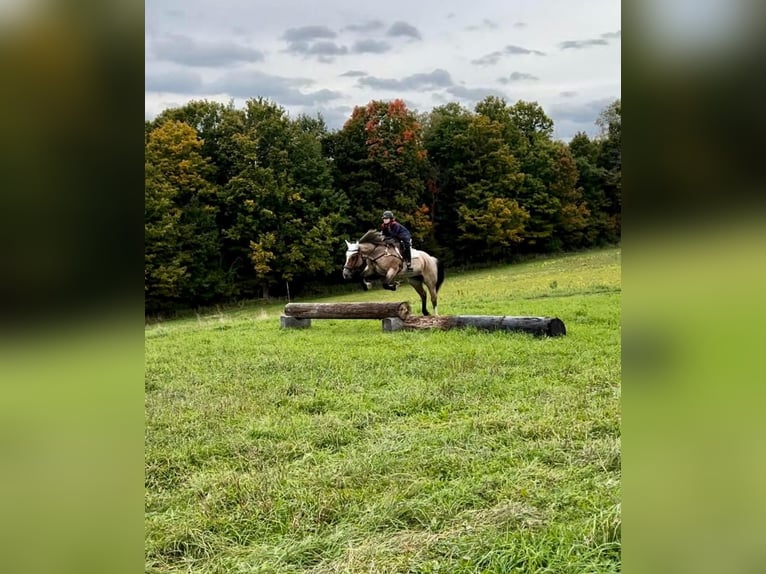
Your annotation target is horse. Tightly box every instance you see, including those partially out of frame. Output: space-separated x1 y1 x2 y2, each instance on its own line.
342 230 445 316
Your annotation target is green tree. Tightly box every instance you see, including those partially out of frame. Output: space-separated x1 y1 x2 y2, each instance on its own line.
424 105 527 263
476 99 578 252
547 142 590 249
144 120 225 312
508 100 554 146
219 99 346 298
147 99 246 186
144 161 185 310
422 102 473 255
569 131 612 245
475 95 524 150
596 99 621 241
458 196 529 260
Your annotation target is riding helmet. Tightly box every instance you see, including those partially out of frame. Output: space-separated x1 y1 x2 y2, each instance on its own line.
382 210 394 219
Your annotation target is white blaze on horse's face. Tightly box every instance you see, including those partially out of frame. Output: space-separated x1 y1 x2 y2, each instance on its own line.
342 241 361 279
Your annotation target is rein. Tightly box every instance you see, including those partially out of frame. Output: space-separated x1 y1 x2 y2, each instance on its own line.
367 244 401 263
344 243 402 274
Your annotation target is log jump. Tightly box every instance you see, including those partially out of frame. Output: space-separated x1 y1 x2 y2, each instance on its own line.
284 301 411 319
396 315 566 337
280 301 411 329
279 302 565 336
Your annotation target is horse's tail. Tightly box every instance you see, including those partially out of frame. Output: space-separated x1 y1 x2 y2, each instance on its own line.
435 257 445 292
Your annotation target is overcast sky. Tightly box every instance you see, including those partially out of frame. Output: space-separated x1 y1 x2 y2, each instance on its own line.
145 0 620 141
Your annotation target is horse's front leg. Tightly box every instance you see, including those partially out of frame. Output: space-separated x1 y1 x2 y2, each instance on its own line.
382 268 399 291
363 262 386 291
350 268 371 291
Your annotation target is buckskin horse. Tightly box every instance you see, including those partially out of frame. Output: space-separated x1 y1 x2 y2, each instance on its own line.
342 230 445 316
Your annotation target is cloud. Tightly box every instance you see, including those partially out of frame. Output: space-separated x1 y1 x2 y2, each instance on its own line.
343 20 384 33
446 85 506 102
281 26 345 60
144 3 620 138
559 30 620 50
151 34 265 67
283 40 309 55
505 45 546 56
357 68 453 90
498 71 539 84
466 19 499 31
284 38 350 62
209 70 344 105
473 45 546 66
146 69 345 117
351 39 392 54
282 25 336 42
281 22 399 60
302 41 349 56
405 69 454 88
471 51 504 66
386 21 422 40
145 70 205 94
559 38 609 50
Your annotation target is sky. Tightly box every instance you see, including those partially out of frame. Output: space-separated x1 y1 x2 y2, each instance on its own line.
145 0 621 141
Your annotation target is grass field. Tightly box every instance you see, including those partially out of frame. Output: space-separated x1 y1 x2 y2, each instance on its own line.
145 247 621 573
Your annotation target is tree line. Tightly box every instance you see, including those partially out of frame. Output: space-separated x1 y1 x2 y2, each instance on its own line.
145 96 621 314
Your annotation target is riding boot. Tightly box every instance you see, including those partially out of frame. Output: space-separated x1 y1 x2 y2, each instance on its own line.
403 241 412 271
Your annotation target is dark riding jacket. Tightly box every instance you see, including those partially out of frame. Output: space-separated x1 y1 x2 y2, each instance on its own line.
381 220 411 242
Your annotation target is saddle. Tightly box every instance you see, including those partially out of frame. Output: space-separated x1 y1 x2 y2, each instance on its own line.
383 239 416 260
382 239 402 258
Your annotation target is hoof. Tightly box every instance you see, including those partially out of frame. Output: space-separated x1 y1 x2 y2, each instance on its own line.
383 283 397 291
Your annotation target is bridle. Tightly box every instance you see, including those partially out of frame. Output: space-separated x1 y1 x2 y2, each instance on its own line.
343 248 364 272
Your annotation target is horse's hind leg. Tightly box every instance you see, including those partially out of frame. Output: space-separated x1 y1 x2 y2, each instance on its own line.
427 282 439 315
409 280 429 315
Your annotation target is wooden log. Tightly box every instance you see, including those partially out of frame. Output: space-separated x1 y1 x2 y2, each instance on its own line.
284 301 411 320
451 315 566 337
401 315 566 336
400 316 454 330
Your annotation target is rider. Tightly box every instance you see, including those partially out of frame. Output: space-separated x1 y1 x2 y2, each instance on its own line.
381 210 413 271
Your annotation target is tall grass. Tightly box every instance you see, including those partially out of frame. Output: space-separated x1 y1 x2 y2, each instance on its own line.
146 248 621 573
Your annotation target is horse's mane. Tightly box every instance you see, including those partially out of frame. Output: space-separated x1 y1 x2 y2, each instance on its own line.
359 229 387 245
